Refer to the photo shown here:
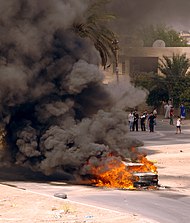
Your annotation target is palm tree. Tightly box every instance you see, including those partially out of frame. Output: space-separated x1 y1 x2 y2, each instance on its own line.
158 53 190 105
159 53 190 77
72 0 117 68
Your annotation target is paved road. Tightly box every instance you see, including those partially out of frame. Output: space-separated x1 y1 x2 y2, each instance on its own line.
1 116 190 223
0 180 189 223
128 117 190 146
1 178 190 223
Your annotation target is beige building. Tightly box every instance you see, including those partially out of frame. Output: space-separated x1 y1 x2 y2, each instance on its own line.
110 47 190 77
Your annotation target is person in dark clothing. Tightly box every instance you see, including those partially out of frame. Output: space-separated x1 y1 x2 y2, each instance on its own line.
133 111 139 131
148 112 156 132
170 106 174 125
140 113 146 131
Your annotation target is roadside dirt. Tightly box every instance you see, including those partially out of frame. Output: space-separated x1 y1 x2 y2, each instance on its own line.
147 143 190 194
0 182 158 223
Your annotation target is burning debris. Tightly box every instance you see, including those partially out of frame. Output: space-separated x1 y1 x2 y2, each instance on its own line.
0 0 156 189
133 172 158 188
87 148 158 189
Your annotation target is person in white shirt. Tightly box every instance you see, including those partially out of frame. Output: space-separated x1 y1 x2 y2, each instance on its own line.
176 116 181 134
164 103 171 119
128 111 134 131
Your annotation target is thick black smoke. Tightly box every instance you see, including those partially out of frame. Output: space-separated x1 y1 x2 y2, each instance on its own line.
0 0 142 180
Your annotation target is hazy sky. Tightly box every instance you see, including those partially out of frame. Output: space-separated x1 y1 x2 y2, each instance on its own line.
108 0 190 32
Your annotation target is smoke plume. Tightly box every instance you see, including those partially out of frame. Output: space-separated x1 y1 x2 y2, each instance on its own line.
106 76 148 110
0 0 143 180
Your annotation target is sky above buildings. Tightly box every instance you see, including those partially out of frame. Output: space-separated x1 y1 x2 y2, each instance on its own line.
108 0 190 32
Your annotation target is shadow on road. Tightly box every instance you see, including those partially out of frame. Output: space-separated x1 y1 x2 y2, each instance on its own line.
0 165 72 183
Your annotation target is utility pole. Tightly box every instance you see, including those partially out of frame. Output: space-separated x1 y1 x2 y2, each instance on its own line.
112 38 119 83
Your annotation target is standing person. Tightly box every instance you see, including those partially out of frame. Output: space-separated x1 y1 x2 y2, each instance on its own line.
164 103 170 119
176 116 181 134
153 108 157 116
148 112 156 132
144 110 148 118
144 110 149 130
128 111 134 131
153 108 157 126
169 106 174 125
180 103 186 122
133 111 139 131
140 113 146 131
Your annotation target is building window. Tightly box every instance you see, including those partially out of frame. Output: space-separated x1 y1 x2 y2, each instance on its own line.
130 57 158 74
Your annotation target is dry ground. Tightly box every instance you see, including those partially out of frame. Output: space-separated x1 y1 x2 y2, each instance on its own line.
148 143 190 194
0 182 158 223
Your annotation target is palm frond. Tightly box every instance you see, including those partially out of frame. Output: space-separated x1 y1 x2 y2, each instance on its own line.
72 0 117 67
159 53 190 77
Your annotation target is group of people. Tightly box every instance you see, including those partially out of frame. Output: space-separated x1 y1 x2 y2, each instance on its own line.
163 100 186 134
128 102 186 134
128 109 157 133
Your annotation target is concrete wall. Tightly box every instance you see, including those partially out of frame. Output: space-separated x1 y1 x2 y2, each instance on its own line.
122 47 190 58
113 47 190 75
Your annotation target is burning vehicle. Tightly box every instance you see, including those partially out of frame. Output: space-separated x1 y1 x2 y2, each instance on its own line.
0 0 157 189
85 149 158 189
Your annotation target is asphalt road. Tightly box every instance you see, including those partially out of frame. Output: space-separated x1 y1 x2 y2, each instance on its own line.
1 180 189 223
128 117 190 147
1 116 190 223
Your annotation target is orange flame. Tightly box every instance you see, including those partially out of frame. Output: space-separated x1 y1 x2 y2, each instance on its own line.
139 156 157 174
91 157 136 189
90 148 157 189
